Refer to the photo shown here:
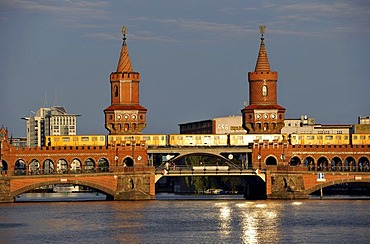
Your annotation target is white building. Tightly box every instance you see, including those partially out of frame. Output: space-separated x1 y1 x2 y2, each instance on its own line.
23 106 79 147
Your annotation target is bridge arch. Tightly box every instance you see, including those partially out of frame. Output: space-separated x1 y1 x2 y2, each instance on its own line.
265 155 278 166
43 159 54 174
358 156 370 172
84 158 95 173
71 158 82 173
0 159 8 172
10 180 115 200
15 159 26 175
29 159 41 175
163 152 241 169
344 156 356 172
305 179 370 196
56 158 68 174
123 156 134 167
304 156 315 171
331 156 343 171
289 156 301 166
317 156 329 171
98 158 109 172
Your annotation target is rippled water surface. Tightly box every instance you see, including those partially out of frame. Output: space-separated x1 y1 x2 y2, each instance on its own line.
1 193 370 243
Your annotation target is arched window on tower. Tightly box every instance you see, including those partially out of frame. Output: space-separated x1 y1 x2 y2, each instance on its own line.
114 85 118 97
262 85 268 97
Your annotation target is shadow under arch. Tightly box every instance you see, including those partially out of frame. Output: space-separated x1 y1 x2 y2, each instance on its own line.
305 179 370 196
160 152 242 169
11 180 115 200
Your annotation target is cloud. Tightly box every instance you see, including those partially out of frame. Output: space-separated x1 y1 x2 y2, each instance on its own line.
4 0 110 19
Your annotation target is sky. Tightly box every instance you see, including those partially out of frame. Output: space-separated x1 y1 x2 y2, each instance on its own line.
0 0 369 137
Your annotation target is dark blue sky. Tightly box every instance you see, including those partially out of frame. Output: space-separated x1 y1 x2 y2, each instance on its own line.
1 0 369 137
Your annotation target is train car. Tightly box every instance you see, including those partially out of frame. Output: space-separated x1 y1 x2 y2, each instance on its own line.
168 134 228 146
46 135 106 147
229 134 284 146
107 134 167 147
290 134 350 145
352 134 370 145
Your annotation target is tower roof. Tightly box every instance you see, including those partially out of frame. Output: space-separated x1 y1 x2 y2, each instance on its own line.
116 27 133 73
254 30 271 72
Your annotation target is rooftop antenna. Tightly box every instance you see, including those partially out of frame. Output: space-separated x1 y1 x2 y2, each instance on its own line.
43 92 49 107
53 89 59 106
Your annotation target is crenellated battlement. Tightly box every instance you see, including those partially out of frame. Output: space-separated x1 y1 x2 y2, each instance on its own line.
248 71 278 81
110 71 140 81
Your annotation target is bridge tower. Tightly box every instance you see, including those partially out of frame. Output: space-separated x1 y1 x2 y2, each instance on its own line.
241 26 285 134
104 26 147 135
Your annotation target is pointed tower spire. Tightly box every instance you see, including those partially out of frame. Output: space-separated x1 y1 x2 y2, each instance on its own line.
255 25 271 72
116 26 133 73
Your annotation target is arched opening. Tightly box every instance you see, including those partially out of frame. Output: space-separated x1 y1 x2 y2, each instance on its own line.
331 157 342 172
70 159 82 173
43 159 54 174
84 158 95 173
0 160 8 173
123 157 134 167
15 159 26 175
304 156 315 171
57 159 68 174
358 156 369 172
29 159 41 175
265 156 277 166
98 158 109 172
317 157 329 171
289 156 301 166
262 85 268 96
344 157 356 172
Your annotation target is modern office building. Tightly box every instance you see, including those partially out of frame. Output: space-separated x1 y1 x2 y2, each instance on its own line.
179 115 245 134
22 106 79 147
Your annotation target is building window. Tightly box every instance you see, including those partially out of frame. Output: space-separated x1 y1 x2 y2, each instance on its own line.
114 85 118 97
262 85 268 96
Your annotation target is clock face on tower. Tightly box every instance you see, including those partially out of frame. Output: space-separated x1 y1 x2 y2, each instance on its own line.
256 113 261 120
116 114 122 120
264 113 269 119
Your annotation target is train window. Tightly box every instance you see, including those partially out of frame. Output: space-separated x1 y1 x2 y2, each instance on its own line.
143 136 151 140
318 136 323 140
344 136 349 140
55 138 60 142
81 137 89 141
353 136 358 140
335 136 341 140
73 137 78 141
195 136 201 140
100 137 104 141
62 137 70 142
325 136 333 140
307 136 315 140
92 137 97 141
360 136 366 140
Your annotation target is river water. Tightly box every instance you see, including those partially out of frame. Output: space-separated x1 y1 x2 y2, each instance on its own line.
1 193 369 243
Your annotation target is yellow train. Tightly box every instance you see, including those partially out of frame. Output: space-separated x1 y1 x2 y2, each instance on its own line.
168 134 228 146
351 134 370 145
45 133 370 147
45 135 106 147
107 134 167 147
229 134 284 146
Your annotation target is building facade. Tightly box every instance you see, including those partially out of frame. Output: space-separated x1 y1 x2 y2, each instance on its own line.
22 106 79 147
179 115 245 134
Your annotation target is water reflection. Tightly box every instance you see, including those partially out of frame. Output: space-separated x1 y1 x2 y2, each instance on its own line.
215 202 232 237
238 202 281 244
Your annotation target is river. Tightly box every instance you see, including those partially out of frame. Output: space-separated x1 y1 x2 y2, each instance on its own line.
0 193 369 243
